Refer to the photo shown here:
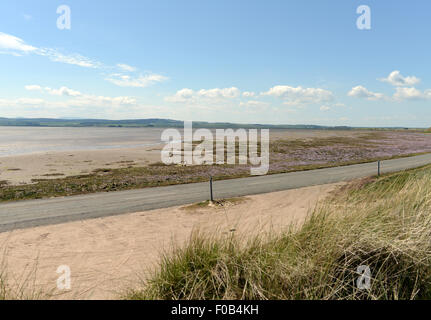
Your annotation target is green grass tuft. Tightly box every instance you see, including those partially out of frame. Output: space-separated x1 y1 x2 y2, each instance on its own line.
128 166 431 300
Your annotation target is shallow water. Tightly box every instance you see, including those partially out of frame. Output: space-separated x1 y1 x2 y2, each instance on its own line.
0 127 167 156
0 126 309 157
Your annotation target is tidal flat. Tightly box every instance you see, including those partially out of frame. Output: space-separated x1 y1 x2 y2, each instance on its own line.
0 128 430 202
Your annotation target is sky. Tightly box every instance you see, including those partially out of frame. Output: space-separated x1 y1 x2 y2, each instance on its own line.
0 0 430 127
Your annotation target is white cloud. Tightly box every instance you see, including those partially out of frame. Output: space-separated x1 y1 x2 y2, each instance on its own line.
0 98 45 107
106 73 168 88
348 85 385 100
333 103 346 107
117 63 136 72
197 87 240 99
26 85 81 97
165 88 194 103
319 103 346 111
0 96 147 119
262 85 334 105
24 85 42 91
23 84 136 108
349 84 431 102
239 100 269 107
69 95 137 107
0 32 101 68
38 49 101 68
379 70 420 87
0 32 36 54
165 87 240 103
1 32 168 89
242 91 256 98
45 87 82 97
393 87 431 101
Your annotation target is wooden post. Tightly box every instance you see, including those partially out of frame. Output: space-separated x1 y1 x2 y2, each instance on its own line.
210 176 214 202
378 160 381 177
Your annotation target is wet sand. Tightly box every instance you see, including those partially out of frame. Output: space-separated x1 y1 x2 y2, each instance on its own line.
0 147 163 185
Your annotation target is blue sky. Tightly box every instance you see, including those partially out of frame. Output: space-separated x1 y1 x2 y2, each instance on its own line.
0 0 430 127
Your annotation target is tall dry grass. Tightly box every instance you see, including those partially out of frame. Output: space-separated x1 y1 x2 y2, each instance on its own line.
128 166 431 300
0 250 49 300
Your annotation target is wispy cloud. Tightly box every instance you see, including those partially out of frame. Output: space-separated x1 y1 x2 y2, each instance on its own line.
37 48 102 68
0 32 36 55
165 87 240 103
242 91 256 98
24 85 42 91
26 85 81 97
0 31 168 89
117 63 137 72
0 32 101 68
106 73 168 88
239 100 269 108
24 84 137 107
0 98 45 106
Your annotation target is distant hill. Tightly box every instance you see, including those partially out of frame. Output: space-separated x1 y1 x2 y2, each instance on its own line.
0 117 421 130
0 117 354 130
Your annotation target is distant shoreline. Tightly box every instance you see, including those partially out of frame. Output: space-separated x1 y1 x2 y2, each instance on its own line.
0 117 422 130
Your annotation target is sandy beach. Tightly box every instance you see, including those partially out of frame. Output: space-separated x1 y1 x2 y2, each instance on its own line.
0 182 341 300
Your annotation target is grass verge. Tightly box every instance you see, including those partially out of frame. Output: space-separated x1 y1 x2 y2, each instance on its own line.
127 165 431 300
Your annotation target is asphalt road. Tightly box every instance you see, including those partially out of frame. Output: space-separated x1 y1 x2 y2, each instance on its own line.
1 153 431 233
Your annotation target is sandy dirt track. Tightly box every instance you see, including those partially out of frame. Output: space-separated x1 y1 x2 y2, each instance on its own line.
0 183 341 300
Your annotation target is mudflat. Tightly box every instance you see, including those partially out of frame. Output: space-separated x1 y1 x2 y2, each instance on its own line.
1 128 431 186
